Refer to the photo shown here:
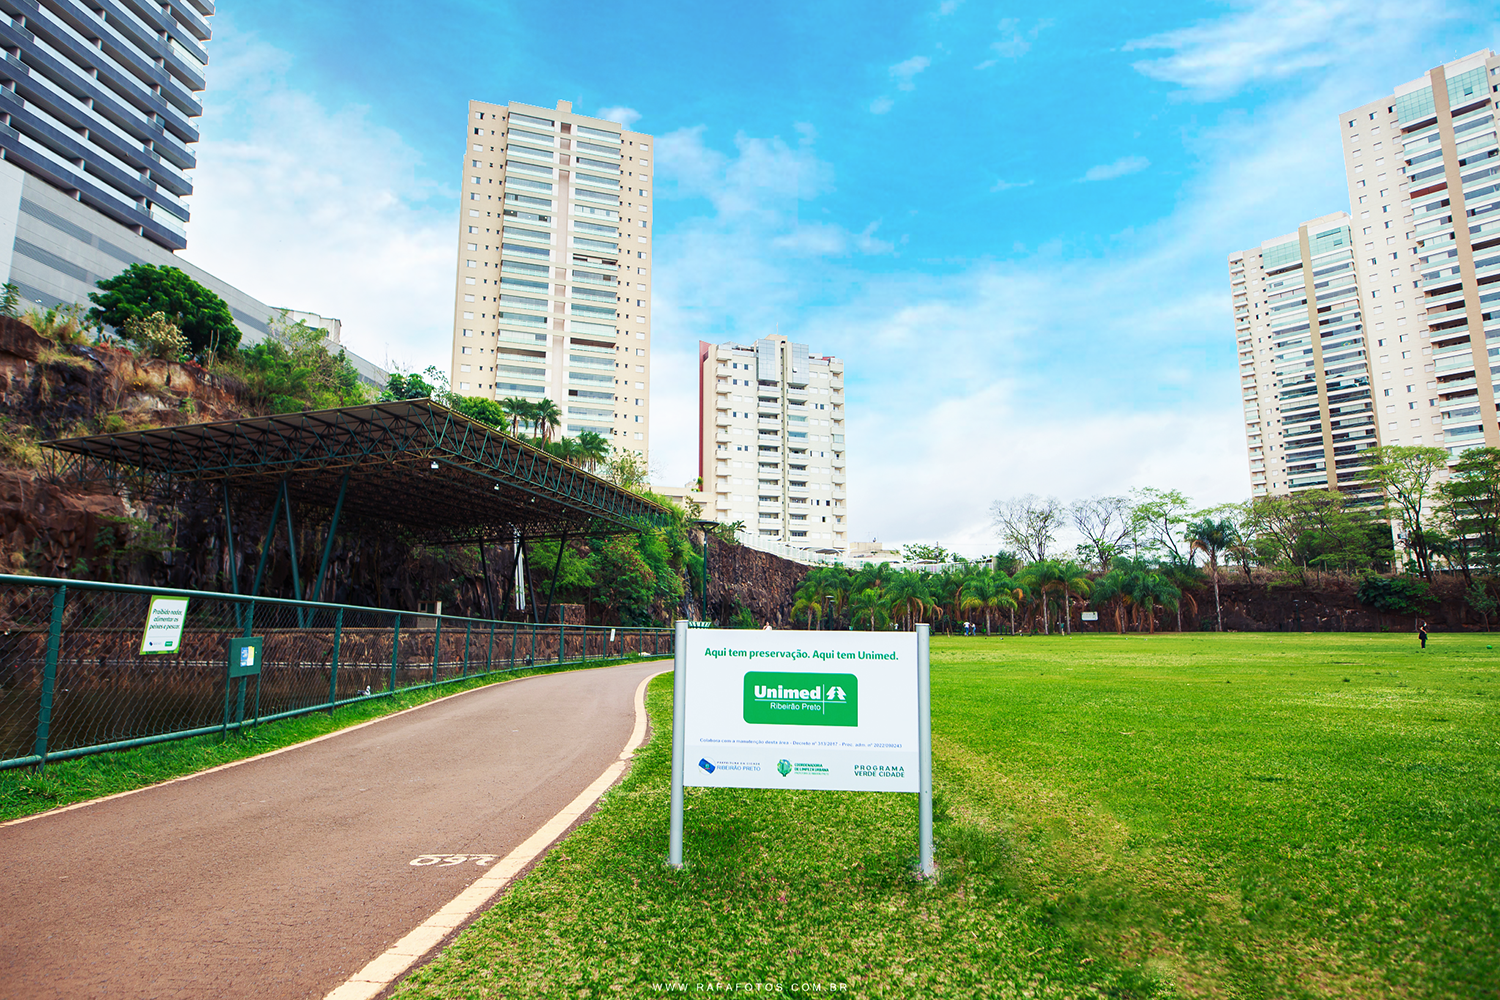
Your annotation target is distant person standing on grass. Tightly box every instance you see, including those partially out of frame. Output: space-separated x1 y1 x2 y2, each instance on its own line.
1419 622 1429 649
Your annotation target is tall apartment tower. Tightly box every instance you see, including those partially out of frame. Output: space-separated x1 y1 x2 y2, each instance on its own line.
698 336 847 552
0 0 209 251
1337 51 1500 460
1231 214 1381 499
450 99 654 458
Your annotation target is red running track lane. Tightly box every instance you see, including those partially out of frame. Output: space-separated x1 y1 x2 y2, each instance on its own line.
0 659 666 1000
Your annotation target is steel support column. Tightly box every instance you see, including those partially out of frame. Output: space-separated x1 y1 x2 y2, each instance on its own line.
281 480 304 626
311 471 350 606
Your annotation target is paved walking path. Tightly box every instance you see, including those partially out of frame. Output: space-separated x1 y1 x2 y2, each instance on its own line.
0 660 666 1000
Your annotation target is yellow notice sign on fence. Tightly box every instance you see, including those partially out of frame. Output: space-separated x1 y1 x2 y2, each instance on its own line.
140 596 189 654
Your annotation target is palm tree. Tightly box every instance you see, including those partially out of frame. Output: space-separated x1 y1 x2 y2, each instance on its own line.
848 587 890 631
550 436 584 464
501 397 533 437
885 572 930 631
1125 570 1179 634
1020 561 1065 634
1052 561 1092 635
1089 569 1128 634
791 579 823 630
1186 516 1239 631
533 398 562 444
577 430 611 472
854 560 893 594
960 570 1014 636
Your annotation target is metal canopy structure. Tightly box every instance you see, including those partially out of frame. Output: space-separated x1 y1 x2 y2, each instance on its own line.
41 399 672 545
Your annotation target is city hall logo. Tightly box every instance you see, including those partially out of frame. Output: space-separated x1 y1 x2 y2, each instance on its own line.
743 672 859 727
698 758 716 774
777 759 792 777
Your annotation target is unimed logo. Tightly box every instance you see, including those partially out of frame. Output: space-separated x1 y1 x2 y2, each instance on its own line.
743 671 859 727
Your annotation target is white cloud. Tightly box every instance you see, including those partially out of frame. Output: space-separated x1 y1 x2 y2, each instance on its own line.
869 96 895 115
991 178 1034 192
889 55 931 91
645 72 1390 551
181 28 453 376
596 105 642 127
1081 155 1150 181
1124 0 1458 98
937 1 962 15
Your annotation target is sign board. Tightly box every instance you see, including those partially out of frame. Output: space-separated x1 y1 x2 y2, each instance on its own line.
140 596 189 654
670 622 933 876
1081 611 1099 622
227 637 264 679
679 628 919 792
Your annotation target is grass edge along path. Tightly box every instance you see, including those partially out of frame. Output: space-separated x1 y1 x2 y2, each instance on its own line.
394 673 1170 1000
0 655 669 824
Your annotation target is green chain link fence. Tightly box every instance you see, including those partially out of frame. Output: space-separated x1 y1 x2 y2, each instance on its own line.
0 575 674 770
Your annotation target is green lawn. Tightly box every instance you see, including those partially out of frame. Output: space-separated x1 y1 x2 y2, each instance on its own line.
395 633 1500 1000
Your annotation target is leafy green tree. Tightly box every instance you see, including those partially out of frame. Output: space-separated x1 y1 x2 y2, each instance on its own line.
991 495 1063 563
450 394 508 429
238 317 367 413
88 263 239 358
1130 487 1194 564
1357 574 1433 617
120 311 190 361
902 542 950 563
381 370 436 401
1370 445 1449 581
1438 447 1500 583
1070 495 1133 572
589 535 657 625
1 282 20 318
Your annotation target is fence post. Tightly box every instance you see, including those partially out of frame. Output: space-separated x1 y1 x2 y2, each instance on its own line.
487 620 495 673
560 614 566 665
510 621 518 669
33 585 66 770
328 607 344 712
530 620 536 667
389 613 401 693
431 616 442 684
463 621 472 678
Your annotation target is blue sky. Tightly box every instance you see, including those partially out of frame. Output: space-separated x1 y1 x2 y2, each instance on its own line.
180 1 1499 556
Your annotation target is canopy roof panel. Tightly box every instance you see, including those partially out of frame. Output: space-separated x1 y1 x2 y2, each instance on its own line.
42 399 671 543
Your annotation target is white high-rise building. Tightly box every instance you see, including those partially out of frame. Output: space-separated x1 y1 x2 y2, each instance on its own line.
1232 51 1500 496
449 99 653 457
1230 214 1380 501
1338 50 1500 459
698 336 847 553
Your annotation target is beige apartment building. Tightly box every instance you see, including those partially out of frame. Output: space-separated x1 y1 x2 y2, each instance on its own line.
1231 214 1380 500
449 99 654 457
698 336 848 552
1233 51 1500 496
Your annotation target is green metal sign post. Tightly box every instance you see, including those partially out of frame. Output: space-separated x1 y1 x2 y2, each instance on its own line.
224 636 264 734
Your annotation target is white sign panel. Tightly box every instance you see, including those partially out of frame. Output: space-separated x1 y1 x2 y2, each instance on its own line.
680 628 919 792
140 596 189 654
1080 611 1098 622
